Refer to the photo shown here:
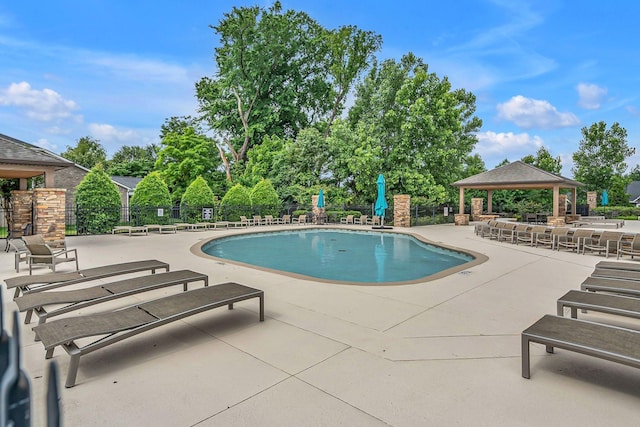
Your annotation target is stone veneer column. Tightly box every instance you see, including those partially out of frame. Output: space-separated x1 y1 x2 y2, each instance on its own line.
33 188 67 245
471 198 484 221
455 214 470 226
557 194 567 217
393 195 411 227
10 190 33 237
586 191 597 214
311 194 325 222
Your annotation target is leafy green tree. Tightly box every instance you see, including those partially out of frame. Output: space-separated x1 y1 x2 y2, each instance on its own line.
521 146 562 174
347 53 482 202
107 145 157 177
220 183 252 220
75 165 121 233
130 172 172 224
627 165 640 182
250 179 280 216
180 176 216 222
61 136 107 169
155 127 225 203
160 116 204 139
572 121 634 205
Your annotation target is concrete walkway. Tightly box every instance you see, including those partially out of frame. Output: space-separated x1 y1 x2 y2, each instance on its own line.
2 222 640 426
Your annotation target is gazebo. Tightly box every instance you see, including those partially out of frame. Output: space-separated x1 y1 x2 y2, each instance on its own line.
451 161 585 225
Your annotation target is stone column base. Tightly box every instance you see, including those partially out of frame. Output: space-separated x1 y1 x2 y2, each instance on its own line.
455 214 470 226
546 216 566 227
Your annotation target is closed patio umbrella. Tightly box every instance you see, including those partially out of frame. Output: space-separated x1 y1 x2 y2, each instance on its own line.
317 189 325 208
374 174 388 228
601 190 608 206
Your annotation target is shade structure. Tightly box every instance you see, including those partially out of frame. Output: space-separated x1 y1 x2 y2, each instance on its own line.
601 190 609 206
317 189 325 208
374 174 388 217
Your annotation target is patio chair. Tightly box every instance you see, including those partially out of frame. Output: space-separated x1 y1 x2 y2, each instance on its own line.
555 228 593 252
8 238 29 272
239 216 254 226
504 223 530 244
23 235 79 274
488 221 507 240
340 215 354 224
354 215 368 225
15 269 208 325
370 216 381 226
279 214 291 224
521 314 640 379
4 259 170 298
33 282 264 387
292 214 307 225
474 219 497 237
582 231 625 257
515 225 548 246
535 227 569 250
253 215 265 226
264 215 274 225
496 222 518 242
617 233 640 260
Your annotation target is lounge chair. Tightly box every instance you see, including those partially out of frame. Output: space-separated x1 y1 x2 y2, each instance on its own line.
354 215 368 225
515 225 548 246
253 215 265 226
264 215 274 225
475 219 497 238
145 224 177 234
555 228 593 252
595 260 640 272
505 224 530 243
535 227 569 250
521 314 640 379
4 259 170 298
15 270 208 325
370 216 381 226
340 215 354 224
496 222 518 242
239 216 254 226
591 267 640 281
617 233 640 260
292 214 307 225
33 282 264 387
23 235 79 274
279 214 291 224
557 289 640 320
7 238 29 272
581 276 640 297
112 225 148 236
581 231 624 257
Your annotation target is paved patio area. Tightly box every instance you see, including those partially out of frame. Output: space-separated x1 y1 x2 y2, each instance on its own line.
3 222 640 426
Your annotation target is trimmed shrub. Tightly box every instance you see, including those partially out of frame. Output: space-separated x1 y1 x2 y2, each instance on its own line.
75 165 121 234
180 176 216 222
250 179 280 216
220 184 252 221
130 171 172 224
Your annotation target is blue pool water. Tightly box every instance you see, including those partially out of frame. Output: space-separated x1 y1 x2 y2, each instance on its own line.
200 229 474 284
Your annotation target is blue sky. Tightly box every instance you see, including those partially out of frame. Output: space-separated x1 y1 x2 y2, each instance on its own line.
1 0 638 177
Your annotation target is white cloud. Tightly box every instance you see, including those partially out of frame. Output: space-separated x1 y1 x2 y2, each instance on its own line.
0 81 79 121
576 83 607 109
88 123 139 142
34 138 58 152
496 95 580 129
626 105 640 117
474 130 543 156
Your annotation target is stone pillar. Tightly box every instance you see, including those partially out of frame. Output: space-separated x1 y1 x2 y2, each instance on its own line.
471 198 483 221
311 194 325 224
393 195 411 227
33 188 66 246
546 216 566 227
587 191 597 213
10 190 33 237
455 214 470 226
558 194 567 217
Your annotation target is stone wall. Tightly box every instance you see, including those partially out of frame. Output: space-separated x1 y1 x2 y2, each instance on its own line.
393 195 411 227
471 198 483 221
587 191 597 213
557 194 567 217
546 216 566 227
33 188 67 244
455 214 470 226
10 190 33 237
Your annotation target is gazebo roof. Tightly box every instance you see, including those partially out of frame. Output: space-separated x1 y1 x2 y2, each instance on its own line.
0 133 72 179
451 161 584 190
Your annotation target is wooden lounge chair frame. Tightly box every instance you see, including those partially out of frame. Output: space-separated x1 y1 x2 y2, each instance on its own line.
111 225 148 236
15 269 208 325
145 224 177 234
557 289 640 320
521 314 640 379
4 259 170 298
34 282 264 387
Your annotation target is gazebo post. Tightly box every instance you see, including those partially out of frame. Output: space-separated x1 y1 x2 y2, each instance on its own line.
459 187 465 215
487 190 493 213
552 185 560 217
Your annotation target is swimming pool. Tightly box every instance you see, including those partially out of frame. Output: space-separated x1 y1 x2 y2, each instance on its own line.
196 228 484 285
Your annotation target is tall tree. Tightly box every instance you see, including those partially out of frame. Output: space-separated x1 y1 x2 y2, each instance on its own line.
61 136 107 169
107 145 158 177
521 146 562 174
572 121 634 205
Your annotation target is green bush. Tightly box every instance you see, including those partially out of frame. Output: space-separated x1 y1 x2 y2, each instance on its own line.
592 206 639 218
220 184 252 221
251 179 280 216
130 171 172 224
180 176 215 222
75 165 122 234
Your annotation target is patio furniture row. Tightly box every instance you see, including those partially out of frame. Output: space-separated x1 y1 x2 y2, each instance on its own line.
522 261 640 379
475 219 640 259
2 259 264 387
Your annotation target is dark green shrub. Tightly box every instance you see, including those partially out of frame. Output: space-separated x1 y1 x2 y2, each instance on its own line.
251 179 280 216
180 176 215 222
130 171 172 224
220 184 251 221
75 165 121 234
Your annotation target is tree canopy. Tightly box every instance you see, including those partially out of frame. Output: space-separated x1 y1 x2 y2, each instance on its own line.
61 136 107 169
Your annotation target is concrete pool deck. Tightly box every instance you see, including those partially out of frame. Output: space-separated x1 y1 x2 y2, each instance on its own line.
2 222 640 425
